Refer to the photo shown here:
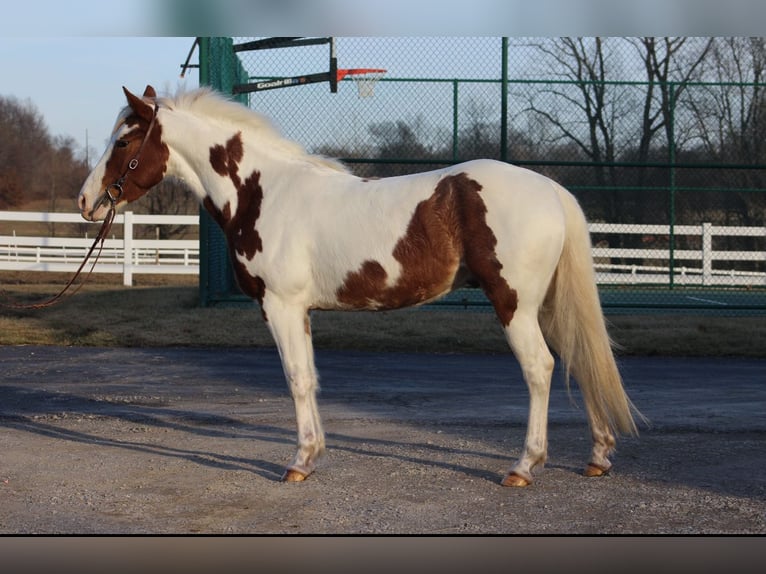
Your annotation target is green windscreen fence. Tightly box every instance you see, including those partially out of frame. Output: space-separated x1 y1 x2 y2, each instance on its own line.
198 37 252 306
198 37 766 314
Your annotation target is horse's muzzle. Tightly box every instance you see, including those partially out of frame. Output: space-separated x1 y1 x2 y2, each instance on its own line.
80 204 111 223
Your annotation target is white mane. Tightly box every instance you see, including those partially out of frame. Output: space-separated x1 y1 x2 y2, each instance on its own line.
159 87 349 173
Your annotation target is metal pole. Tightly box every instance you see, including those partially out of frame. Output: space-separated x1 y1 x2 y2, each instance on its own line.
330 37 338 93
198 37 210 86
500 37 509 162
668 82 676 290
197 37 211 306
452 79 459 162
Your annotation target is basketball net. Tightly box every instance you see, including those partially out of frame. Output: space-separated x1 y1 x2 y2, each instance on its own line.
337 69 387 98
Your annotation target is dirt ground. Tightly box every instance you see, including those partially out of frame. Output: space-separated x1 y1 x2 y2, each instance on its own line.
1 344 765 534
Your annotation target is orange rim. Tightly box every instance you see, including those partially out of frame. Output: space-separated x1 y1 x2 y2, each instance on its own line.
336 68 387 82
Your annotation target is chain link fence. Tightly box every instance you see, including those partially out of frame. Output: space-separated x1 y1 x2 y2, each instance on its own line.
199 37 766 313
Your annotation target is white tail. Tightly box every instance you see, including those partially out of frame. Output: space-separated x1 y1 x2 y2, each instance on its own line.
540 184 644 436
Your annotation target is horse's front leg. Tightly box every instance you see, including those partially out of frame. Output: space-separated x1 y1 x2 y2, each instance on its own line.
262 294 324 482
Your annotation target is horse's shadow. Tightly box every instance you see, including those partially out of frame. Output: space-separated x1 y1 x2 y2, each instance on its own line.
0 385 540 484
0 386 290 480
3 381 764 501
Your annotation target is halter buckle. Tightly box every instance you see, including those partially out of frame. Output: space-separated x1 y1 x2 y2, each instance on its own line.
105 182 124 205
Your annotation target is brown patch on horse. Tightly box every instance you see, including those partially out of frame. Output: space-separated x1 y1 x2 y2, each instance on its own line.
209 132 244 180
202 196 231 228
205 133 267 317
336 261 390 307
336 190 461 310
237 273 267 322
100 110 169 204
445 175 518 326
337 173 517 324
207 132 264 257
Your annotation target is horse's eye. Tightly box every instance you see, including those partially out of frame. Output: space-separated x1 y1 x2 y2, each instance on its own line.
115 140 129 148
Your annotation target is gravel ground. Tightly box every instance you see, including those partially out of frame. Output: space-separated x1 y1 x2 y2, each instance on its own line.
1 345 765 534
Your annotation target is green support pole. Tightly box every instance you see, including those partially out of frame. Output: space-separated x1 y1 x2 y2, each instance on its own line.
668 83 676 290
197 37 211 307
196 37 252 307
500 37 508 162
452 79 459 162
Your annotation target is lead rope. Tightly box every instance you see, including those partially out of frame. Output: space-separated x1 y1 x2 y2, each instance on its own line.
0 204 117 310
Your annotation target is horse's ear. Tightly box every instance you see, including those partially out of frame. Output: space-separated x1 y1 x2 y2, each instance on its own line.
123 86 155 123
143 85 157 98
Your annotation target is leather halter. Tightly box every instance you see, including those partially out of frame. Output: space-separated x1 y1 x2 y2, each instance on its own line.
96 101 159 211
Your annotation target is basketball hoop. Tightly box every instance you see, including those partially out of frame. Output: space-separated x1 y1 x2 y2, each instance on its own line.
337 68 387 98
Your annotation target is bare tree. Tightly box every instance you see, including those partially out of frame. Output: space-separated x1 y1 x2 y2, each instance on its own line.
366 116 444 177
521 37 635 222
629 37 713 165
684 37 766 228
0 95 51 208
522 37 719 224
0 95 90 217
689 38 766 164
524 38 614 171
133 178 199 239
459 98 498 160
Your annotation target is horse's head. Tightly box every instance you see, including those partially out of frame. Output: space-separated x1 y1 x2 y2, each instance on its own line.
78 85 169 221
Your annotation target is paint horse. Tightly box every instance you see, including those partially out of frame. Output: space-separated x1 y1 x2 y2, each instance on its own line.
78 86 642 487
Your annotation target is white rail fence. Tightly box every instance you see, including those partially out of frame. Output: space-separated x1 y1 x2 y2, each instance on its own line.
1 211 764 288
590 222 765 287
0 211 199 286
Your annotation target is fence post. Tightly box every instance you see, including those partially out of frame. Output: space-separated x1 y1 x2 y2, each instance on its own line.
702 222 713 286
123 211 133 286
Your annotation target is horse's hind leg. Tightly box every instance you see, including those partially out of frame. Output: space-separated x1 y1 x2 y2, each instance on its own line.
500 310 555 487
262 295 325 482
584 414 616 477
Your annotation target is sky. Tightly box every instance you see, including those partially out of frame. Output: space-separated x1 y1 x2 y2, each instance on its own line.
0 36 499 157
1 0 763 162
0 37 199 155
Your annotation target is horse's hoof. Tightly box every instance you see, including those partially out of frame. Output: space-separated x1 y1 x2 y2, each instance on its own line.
584 463 610 477
501 472 531 487
281 469 309 482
